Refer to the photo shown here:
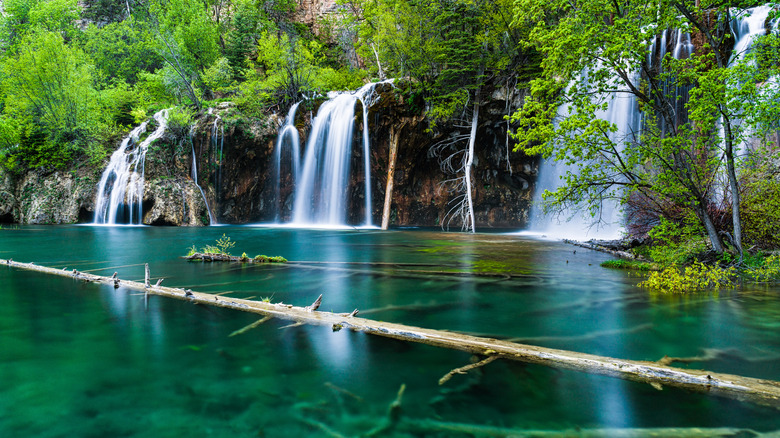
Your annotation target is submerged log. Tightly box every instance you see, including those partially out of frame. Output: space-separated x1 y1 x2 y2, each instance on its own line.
3 257 780 409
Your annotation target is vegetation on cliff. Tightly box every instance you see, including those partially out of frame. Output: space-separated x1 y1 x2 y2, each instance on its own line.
0 0 365 174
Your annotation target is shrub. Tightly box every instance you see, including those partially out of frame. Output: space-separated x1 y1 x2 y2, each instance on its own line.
647 217 708 266
746 254 780 282
640 262 735 293
741 177 780 248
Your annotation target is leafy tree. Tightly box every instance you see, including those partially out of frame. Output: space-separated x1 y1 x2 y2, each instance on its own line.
237 31 365 112
137 0 222 109
81 0 138 24
0 0 81 51
82 18 163 85
511 0 780 255
0 29 135 170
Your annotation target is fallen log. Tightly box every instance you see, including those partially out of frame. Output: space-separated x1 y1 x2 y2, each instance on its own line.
3 258 780 409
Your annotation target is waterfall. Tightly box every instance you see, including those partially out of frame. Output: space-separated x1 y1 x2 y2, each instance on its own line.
272 102 301 222
730 6 773 65
211 109 224 220
190 142 216 225
289 82 384 227
93 109 169 225
525 76 640 240
524 8 776 240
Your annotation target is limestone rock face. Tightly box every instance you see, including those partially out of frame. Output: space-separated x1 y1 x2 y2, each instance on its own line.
0 169 14 223
296 0 341 32
13 168 99 224
143 177 210 226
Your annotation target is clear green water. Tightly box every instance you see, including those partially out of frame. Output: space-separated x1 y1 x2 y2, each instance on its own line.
1 226 779 437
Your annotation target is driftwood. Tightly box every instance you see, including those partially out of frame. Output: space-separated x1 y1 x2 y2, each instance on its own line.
3 257 780 409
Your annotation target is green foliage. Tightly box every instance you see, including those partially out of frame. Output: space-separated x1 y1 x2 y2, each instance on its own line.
345 0 530 123
510 0 780 252
254 255 288 263
166 106 195 139
82 19 163 85
747 255 780 282
600 259 654 271
0 0 81 51
0 29 118 171
215 234 236 256
741 176 780 248
641 262 735 293
647 218 708 267
203 57 237 95
189 234 235 256
235 31 367 111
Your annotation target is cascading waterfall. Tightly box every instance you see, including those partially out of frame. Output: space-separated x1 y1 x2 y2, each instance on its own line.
730 6 773 64
526 74 640 240
290 82 384 227
272 102 301 221
93 109 169 225
525 7 776 240
190 142 216 225
727 6 775 159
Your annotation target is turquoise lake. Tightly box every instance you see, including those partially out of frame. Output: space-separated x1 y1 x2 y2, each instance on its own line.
1 225 779 436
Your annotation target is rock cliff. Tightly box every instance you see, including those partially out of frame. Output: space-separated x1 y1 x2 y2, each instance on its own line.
184 82 537 228
2 82 537 228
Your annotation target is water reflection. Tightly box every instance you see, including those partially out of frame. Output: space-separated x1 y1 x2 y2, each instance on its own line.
1 226 780 436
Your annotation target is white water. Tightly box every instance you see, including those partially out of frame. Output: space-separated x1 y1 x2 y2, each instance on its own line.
190 143 216 225
272 102 302 221
730 6 773 65
714 6 776 201
93 109 169 225
524 70 639 241
211 109 224 220
290 82 384 227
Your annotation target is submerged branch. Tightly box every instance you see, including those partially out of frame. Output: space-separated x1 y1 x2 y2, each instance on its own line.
4 258 780 409
439 355 500 385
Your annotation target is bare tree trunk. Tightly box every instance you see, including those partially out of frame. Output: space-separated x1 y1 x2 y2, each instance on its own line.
371 43 386 81
464 93 480 233
381 122 404 230
723 121 743 258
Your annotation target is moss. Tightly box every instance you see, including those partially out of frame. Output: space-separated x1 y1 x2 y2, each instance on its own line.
601 259 655 271
253 255 287 263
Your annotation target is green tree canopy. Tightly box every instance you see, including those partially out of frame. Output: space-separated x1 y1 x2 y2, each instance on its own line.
511 0 780 254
